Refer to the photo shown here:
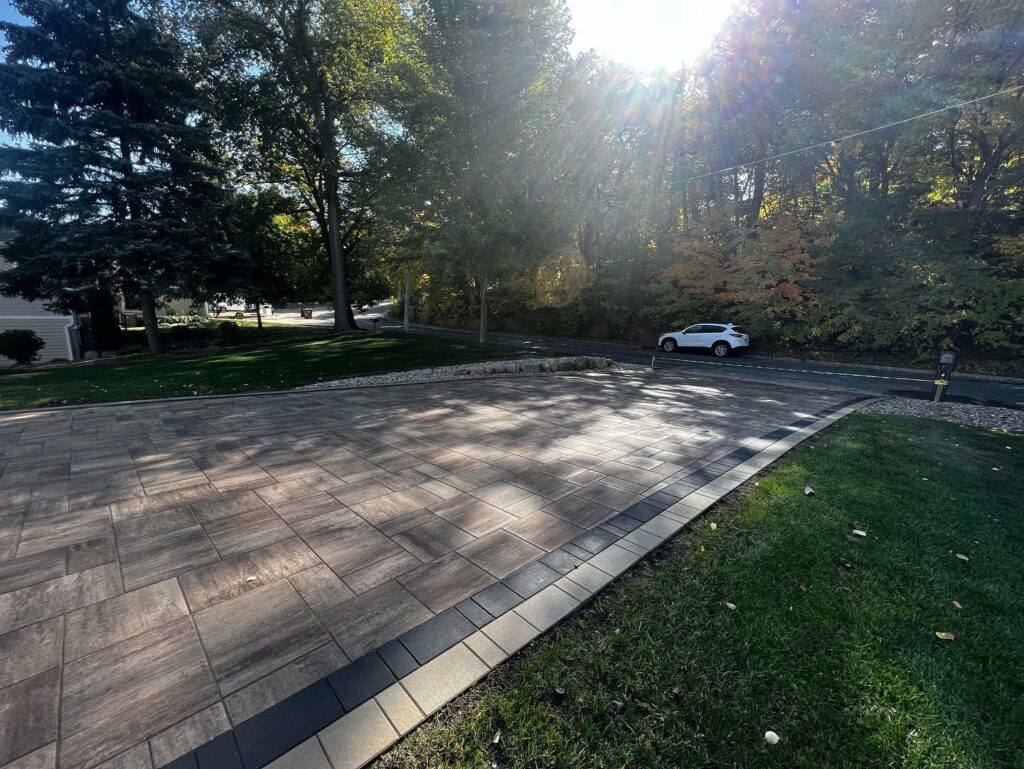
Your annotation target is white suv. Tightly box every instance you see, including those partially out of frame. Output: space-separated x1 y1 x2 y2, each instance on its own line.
658 323 750 357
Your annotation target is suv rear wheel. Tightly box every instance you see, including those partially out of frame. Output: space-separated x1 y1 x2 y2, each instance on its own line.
711 340 731 357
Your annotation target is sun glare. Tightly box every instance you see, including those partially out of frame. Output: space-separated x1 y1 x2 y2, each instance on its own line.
567 0 739 71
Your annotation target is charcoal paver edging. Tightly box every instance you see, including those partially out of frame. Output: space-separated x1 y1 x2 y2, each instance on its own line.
155 396 871 769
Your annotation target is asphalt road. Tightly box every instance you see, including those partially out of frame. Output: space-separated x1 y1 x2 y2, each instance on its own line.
394 324 1024 408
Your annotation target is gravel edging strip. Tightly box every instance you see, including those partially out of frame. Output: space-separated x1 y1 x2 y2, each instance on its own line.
0 357 644 417
296 356 646 391
862 397 1024 433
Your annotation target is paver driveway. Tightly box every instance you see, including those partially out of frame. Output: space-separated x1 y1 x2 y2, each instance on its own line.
0 371 848 769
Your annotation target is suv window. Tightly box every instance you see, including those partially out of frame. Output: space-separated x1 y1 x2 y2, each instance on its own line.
704 325 726 333
731 326 746 334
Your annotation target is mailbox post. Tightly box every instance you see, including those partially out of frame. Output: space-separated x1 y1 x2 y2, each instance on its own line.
931 351 958 402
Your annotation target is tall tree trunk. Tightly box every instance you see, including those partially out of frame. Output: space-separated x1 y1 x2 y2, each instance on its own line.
139 288 163 355
404 259 412 332
255 301 263 330
748 161 766 225
579 217 596 267
326 171 353 333
87 285 123 351
965 142 1003 210
478 273 489 344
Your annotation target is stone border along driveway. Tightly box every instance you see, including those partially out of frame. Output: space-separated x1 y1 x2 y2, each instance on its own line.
0 371 867 769
190 397 869 769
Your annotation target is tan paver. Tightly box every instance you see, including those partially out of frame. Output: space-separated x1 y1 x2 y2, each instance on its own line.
264 737 330 769
374 683 423 735
318 700 397 769
481 610 538 655
514 584 578 632
400 643 488 716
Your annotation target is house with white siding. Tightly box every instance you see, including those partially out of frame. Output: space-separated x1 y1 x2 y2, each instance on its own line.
0 232 81 366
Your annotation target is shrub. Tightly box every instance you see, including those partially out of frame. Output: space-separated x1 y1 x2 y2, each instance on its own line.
218 320 242 344
0 329 46 365
159 313 206 326
168 324 193 344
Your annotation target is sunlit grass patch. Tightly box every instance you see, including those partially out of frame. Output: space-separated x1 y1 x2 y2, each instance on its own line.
0 331 542 410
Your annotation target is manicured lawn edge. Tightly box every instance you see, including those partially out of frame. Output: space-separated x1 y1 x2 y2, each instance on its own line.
0 332 546 411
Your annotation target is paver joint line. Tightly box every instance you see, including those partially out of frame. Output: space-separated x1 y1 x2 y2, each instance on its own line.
0 372 868 769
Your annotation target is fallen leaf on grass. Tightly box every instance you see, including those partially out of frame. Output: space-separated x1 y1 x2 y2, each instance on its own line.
491 730 501 745
935 631 956 641
764 731 780 744
852 529 867 537
709 522 717 530
952 600 963 609
724 602 737 610
955 553 970 561
804 486 815 496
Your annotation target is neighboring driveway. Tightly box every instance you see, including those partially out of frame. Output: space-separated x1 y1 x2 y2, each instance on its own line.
0 371 853 769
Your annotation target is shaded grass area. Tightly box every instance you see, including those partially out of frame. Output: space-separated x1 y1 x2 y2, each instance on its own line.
0 331 542 410
376 415 1024 769
123 321 328 344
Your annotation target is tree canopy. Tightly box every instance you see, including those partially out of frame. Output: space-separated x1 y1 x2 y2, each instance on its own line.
1 0 1021 365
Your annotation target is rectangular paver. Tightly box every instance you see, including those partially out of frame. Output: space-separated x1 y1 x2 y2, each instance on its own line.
0 370 849 769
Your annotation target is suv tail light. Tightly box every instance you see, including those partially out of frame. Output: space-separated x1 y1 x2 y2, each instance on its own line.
730 333 744 338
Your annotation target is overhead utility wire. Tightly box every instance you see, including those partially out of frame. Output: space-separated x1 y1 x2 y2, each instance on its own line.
664 83 1024 188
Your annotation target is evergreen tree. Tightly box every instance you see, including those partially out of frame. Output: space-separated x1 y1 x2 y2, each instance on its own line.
0 0 229 354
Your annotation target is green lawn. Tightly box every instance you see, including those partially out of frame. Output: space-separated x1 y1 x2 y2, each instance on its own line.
0 331 541 410
376 415 1024 769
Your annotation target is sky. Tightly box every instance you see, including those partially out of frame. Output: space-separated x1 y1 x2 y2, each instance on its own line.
0 0 17 22
0 0 22 45
567 0 739 71
1 1 736 70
